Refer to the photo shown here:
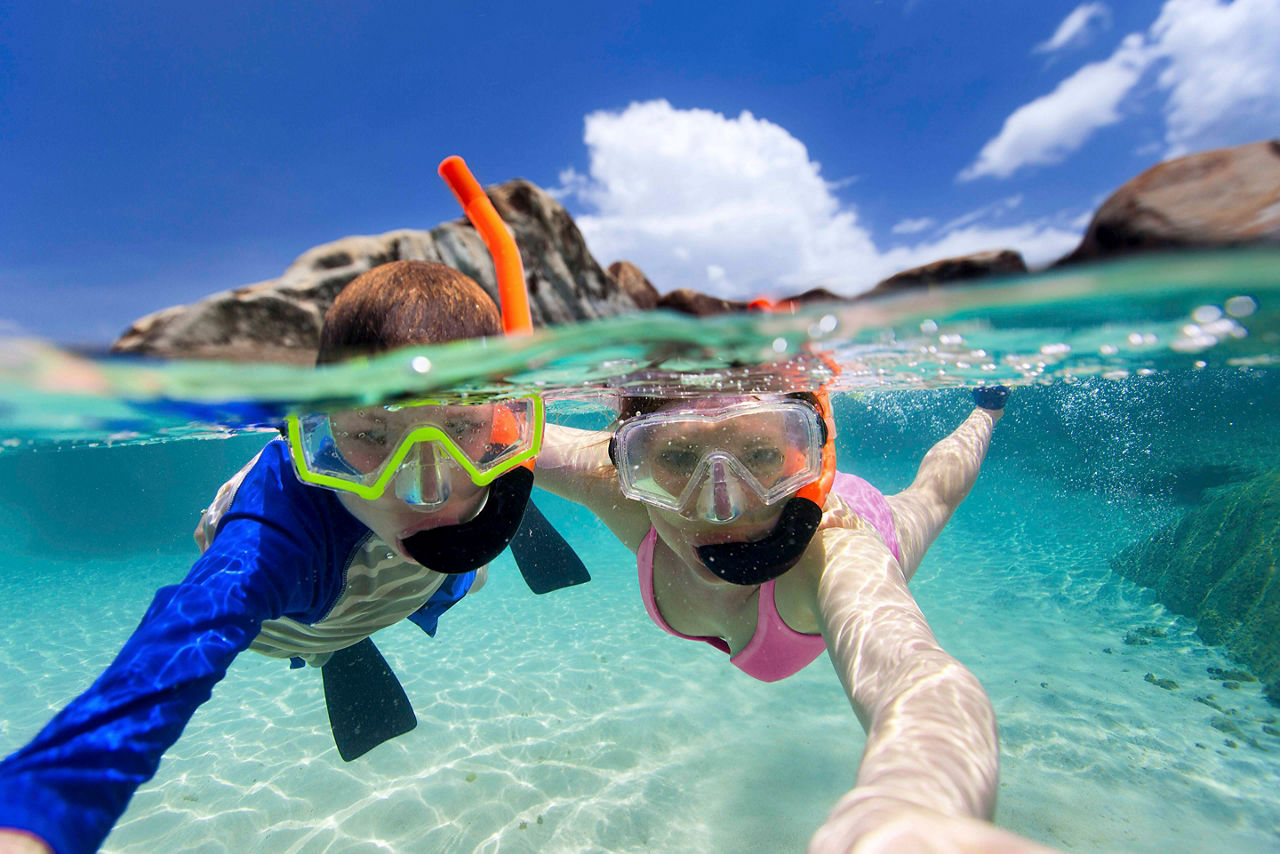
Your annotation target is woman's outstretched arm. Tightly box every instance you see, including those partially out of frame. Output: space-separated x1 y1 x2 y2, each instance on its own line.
806 528 1057 852
534 423 653 552
888 400 1003 581
811 528 1001 831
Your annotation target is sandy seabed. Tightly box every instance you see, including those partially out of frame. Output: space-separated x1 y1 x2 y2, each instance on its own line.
2 474 1278 853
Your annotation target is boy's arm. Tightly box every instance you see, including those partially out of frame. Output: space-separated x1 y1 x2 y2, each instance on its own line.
535 423 653 552
886 390 1005 581
0 444 343 854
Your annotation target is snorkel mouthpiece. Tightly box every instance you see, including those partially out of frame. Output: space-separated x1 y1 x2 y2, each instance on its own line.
400 467 535 573
695 496 823 586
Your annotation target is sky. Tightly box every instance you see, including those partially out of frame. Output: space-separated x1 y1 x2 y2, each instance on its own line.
2 0 1278 346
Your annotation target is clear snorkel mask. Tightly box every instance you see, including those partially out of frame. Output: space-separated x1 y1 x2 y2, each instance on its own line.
610 398 826 524
610 377 838 586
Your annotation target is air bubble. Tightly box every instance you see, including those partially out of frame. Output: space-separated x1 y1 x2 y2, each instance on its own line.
1224 295 1257 318
1191 305 1222 324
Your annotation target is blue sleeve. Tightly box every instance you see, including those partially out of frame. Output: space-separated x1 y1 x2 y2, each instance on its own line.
0 442 363 854
406 570 476 637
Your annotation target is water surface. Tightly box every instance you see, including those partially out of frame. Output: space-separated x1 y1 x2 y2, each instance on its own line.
1 251 1278 852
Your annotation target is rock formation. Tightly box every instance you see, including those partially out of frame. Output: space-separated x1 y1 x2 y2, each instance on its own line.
858 249 1027 298
111 138 1280 353
1111 470 1280 705
607 261 660 310
112 180 641 363
655 288 750 316
1058 138 1280 265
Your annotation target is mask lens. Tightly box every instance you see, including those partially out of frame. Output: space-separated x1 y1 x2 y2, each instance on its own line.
287 396 543 499
615 400 823 520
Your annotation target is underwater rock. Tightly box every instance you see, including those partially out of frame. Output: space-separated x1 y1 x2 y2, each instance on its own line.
1194 695 1224 711
1058 138 1280 265
111 180 641 363
1208 666 1257 683
860 249 1028 297
1144 673 1179 691
1112 469 1280 705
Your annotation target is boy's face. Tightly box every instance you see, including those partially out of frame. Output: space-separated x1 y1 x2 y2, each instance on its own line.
325 402 497 562
289 398 541 566
336 478 488 563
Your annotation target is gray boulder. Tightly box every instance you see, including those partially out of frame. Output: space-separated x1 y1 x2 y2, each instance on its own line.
112 180 641 363
861 249 1028 298
1058 138 1280 265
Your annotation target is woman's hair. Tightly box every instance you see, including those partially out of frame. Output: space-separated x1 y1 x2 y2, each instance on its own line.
316 260 503 365
615 391 822 423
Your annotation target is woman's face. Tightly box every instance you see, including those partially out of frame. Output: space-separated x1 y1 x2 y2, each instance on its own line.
628 398 813 556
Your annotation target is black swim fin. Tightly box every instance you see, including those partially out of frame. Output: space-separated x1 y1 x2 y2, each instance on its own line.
509 499 591 594
321 637 417 761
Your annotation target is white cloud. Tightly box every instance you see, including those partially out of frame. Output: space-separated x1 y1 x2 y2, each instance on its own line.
561 100 883 296
891 217 936 235
560 101 1086 298
1149 0 1280 156
1034 3 1112 53
962 0 1280 181
959 34 1153 181
938 195 1024 232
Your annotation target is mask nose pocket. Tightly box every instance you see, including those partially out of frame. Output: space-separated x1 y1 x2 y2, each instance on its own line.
394 444 452 508
691 453 750 523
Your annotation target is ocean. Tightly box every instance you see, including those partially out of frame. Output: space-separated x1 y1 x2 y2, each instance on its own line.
1 251 1278 852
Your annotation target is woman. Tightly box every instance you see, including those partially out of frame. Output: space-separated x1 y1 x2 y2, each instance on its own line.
536 384 1056 852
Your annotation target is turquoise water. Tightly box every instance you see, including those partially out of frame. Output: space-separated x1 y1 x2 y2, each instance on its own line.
2 252 1279 852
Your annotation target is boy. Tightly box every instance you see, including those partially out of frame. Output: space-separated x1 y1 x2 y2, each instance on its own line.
0 260 545 854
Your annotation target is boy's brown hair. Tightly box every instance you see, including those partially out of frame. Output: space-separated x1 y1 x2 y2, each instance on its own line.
316 260 502 365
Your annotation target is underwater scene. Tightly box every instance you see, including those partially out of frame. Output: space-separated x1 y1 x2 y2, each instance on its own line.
1 252 1279 853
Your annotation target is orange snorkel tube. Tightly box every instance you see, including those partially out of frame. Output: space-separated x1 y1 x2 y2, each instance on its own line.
438 155 534 335
437 155 538 475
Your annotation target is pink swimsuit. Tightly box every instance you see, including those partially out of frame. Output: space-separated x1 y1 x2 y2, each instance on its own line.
637 472 901 682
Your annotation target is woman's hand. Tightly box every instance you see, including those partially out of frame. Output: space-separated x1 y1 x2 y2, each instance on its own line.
0 829 53 854
809 795 1060 854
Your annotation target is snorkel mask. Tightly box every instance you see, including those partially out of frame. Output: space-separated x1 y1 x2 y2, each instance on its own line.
611 387 837 586
286 156 540 573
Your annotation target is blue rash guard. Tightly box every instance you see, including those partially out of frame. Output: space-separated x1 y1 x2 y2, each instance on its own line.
0 441 474 854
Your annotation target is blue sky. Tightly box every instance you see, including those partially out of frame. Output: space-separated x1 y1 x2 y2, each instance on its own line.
2 0 1277 346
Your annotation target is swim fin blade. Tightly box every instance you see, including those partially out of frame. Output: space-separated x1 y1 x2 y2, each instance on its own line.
509 499 591 594
321 637 417 761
